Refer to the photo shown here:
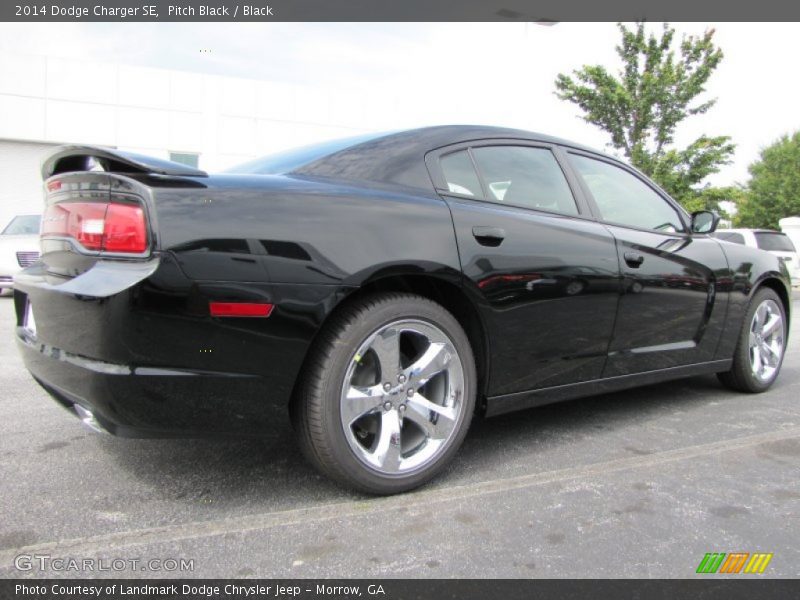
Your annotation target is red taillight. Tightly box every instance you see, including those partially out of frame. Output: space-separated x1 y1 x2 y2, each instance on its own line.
103 204 147 253
42 201 148 254
209 302 274 317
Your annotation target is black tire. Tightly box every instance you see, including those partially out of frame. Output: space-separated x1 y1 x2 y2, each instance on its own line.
292 292 477 495
718 287 787 393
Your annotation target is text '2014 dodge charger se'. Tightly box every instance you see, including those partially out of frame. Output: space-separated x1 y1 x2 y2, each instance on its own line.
13 126 792 494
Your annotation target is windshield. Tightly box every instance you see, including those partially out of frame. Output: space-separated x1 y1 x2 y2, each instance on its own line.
755 232 796 252
2 215 41 235
225 132 388 175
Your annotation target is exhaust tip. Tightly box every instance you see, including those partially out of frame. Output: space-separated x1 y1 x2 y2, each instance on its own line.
73 404 107 434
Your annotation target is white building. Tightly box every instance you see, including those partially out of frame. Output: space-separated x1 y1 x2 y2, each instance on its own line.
0 52 385 228
779 217 800 255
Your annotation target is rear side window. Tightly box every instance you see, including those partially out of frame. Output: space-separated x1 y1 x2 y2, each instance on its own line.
713 231 746 245
470 146 578 215
755 232 796 252
440 150 482 197
570 154 684 233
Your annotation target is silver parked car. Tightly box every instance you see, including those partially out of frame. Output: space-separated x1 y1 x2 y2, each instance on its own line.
713 228 800 287
0 215 41 296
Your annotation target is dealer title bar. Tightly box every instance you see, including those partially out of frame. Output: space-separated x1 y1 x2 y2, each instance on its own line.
3 0 800 21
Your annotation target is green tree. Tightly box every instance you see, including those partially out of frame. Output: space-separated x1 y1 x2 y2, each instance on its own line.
735 132 800 229
555 22 735 211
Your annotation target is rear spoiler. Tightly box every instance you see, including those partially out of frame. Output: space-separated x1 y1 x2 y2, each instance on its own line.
42 145 208 179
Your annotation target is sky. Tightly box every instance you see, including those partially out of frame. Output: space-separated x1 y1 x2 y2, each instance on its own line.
0 21 798 187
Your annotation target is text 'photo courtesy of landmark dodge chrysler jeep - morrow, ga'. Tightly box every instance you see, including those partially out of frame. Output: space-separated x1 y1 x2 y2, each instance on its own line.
13 126 791 494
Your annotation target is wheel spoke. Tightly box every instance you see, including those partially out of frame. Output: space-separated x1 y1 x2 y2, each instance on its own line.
342 384 385 425
748 331 758 348
373 409 402 470
761 342 779 366
762 314 782 337
370 328 402 381
404 395 456 440
405 342 451 388
406 393 456 422
755 304 767 329
751 346 763 375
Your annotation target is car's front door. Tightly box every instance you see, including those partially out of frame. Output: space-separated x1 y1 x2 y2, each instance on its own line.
427 142 621 396
566 151 730 377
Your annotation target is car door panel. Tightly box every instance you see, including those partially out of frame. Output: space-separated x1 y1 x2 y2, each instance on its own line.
428 143 622 396
563 150 730 376
601 225 729 376
447 197 621 396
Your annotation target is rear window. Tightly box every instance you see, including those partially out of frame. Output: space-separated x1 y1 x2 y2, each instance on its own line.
755 232 796 252
713 231 746 245
225 132 388 175
2 215 40 235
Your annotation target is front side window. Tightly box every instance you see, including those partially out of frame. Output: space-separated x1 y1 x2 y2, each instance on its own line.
470 146 578 215
570 154 684 233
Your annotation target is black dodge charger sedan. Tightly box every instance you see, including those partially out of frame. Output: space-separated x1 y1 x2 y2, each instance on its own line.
14 126 791 494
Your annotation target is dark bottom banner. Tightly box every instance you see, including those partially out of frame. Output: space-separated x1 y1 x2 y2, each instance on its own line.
2 579 799 600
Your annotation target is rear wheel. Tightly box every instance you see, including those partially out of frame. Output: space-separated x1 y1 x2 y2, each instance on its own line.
293 292 476 494
718 287 787 393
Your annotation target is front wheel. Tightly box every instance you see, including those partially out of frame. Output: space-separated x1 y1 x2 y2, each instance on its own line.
718 287 787 393
293 292 476 494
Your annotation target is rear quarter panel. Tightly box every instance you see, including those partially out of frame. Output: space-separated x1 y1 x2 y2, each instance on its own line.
150 174 462 287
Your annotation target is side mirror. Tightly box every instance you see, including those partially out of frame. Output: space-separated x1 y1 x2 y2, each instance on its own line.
691 210 720 234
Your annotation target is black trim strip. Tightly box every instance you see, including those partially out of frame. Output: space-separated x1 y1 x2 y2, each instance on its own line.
485 359 733 417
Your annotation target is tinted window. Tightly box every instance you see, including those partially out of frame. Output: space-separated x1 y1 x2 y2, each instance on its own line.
260 240 312 261
570 154 684 232
470 146 578 215
225 132 388 175
712 231 746 245
440 150 482 197
755 232 796 252
2 215 40 235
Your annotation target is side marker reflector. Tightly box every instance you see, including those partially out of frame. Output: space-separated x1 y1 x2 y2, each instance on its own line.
209 302 274 317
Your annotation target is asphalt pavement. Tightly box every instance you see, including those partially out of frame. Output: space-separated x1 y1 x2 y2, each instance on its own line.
0 293 798 578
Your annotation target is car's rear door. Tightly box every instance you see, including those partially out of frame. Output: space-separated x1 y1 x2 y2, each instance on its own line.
426 141 621 396
564 150 729 377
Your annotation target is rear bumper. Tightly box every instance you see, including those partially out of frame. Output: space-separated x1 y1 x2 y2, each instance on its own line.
14 253 350 438
17 329 279 437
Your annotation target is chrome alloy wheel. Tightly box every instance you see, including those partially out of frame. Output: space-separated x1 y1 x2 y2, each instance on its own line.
339 319 465 475
749 298 785 383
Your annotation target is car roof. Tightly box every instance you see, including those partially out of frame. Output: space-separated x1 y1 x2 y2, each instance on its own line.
291 125 615 191
360 125 603 152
